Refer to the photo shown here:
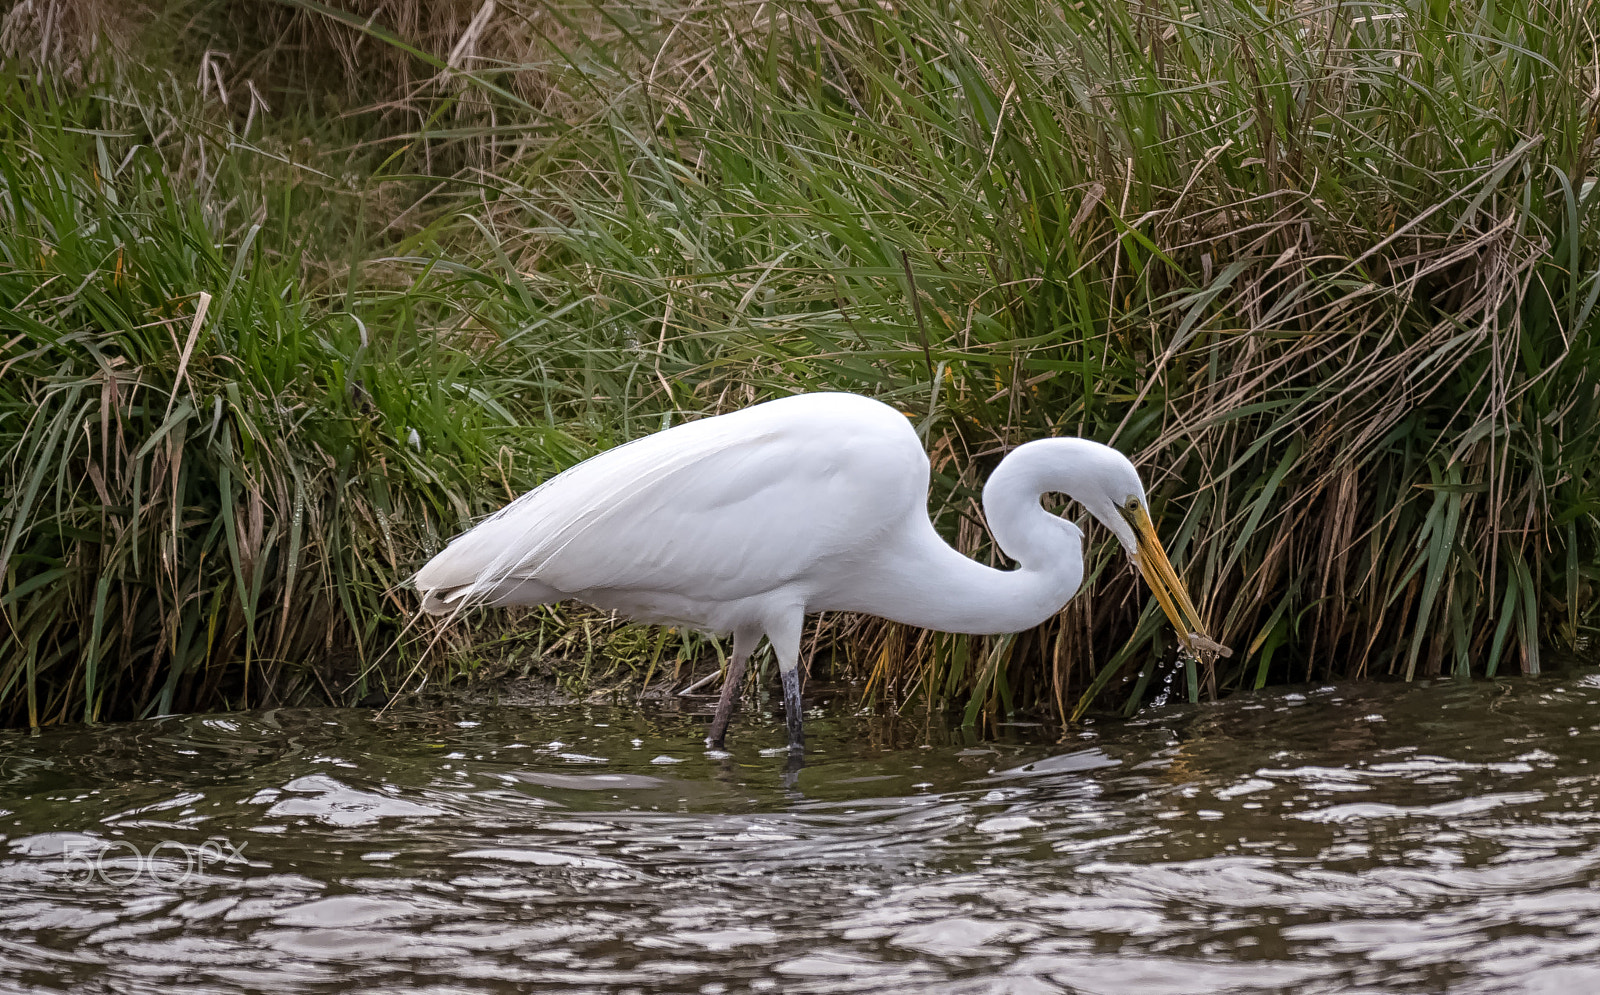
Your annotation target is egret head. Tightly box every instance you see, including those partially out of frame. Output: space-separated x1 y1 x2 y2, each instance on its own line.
1067 445 1209 654
1117 493 1211 654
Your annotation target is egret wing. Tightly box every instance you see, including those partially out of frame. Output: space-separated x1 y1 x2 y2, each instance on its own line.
415 398 925 612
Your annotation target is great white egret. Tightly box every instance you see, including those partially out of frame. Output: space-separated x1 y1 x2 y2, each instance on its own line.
415 392 1215 751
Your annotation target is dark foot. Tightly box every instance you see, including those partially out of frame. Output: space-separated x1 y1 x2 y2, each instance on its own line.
781 666 805 753
781 747 805 789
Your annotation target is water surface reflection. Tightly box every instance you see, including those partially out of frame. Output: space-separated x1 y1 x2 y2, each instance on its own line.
4 675 1600 993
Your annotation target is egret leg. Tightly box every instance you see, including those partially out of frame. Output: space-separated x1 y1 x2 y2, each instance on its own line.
706 627 760 750
766 608 807 753
781 666 805 753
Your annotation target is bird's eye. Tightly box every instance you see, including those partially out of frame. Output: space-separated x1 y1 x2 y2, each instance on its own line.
1125 498 1141 512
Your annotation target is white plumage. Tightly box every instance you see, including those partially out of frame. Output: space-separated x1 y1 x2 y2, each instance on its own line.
416 391 1211 750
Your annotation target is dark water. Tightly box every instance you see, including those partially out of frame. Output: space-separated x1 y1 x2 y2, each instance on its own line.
4 673 1600 994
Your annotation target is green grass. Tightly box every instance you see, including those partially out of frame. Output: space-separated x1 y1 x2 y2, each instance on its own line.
2 0 1597 728
0 66 581 724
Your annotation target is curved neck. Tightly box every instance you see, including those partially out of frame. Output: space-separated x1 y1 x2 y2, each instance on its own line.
839 445 1091 635
983 437 1129 561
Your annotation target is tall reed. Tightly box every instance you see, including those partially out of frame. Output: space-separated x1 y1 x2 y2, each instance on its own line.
0 66 576 725
1 0 1596 728
444 0 1600 719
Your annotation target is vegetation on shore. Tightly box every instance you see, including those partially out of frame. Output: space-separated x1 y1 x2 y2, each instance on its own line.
1 0 1596 729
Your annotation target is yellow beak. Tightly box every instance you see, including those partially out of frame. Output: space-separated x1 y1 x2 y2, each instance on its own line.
1124 503 1211 654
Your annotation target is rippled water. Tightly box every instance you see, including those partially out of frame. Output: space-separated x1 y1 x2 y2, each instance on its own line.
4 673 1600 993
